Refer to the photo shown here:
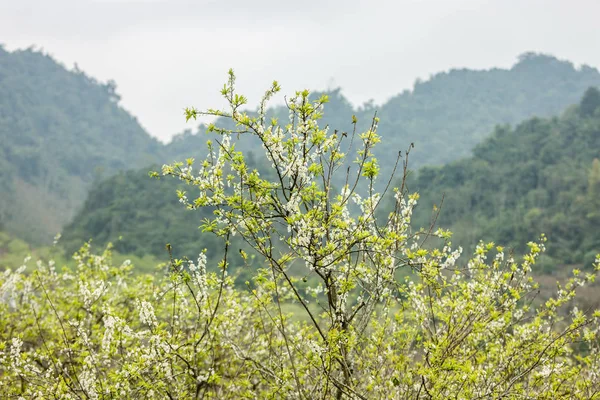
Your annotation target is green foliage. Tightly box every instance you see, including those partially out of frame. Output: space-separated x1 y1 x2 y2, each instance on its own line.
0 229 161 275
0 231 33 269
2 74 600 398
60 162 274 281
407 89 600 267
580 87 600 117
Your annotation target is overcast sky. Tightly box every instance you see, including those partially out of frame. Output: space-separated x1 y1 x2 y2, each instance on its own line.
2 0 599 142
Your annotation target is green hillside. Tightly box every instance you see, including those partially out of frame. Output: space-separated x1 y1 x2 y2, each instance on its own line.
408 87 600 271
0 46 162 244
60 167 220 260
375 53 600 169
3 47 600 256
60 154 278 280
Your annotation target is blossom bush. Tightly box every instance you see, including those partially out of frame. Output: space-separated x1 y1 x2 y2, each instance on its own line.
2 71 600 399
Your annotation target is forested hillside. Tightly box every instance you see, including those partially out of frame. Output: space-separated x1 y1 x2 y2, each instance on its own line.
62 64 600 266
375 53 600 168
60 156 278 279
409 87 600 270
3 47 600 251
62 89 600 273
60 168 218 257
0 46 163 244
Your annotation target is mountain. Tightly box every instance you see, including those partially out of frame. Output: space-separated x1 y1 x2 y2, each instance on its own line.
407 87 600 271
0 46 163 243
169 53 600 189
374 53 600 170
3 47 600 251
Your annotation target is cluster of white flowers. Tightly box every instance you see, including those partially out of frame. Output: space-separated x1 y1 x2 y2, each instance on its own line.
441 246 463 270
102 313 119 352
189 251 208 298
1 268 22 311
79 279 109 308
9 337 24 372
78 361 99 400
137 300 158 328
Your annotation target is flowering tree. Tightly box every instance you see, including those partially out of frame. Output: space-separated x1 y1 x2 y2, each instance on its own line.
2 71 600 399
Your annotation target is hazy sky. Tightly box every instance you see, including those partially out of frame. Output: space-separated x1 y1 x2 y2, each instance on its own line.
2 0 599 142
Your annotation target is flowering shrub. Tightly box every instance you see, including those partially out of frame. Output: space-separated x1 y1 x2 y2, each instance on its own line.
2 71 600 399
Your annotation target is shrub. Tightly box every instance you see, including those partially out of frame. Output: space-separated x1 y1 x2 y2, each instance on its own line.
2 72 600 399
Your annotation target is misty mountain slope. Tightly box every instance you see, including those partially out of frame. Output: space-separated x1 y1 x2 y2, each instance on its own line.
375 53 600 168
167 53 600 187
0 46 163 243
407 87 600 270
3 48 600 248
